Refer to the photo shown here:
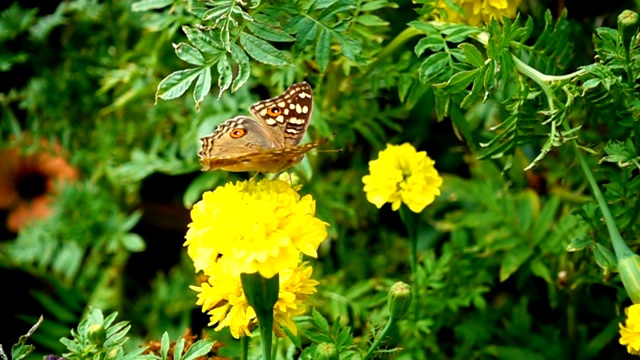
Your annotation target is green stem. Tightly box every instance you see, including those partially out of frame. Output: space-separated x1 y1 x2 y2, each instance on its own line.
566 122 632 258
363 316 396 360
259 315 274 360
241 336 249 360
399 206 420 319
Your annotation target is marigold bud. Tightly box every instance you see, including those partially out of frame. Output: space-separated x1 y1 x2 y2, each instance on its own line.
87 324 106 346
387 282 412 319
618 10 639 52
618 253 640 303
314 342 338 360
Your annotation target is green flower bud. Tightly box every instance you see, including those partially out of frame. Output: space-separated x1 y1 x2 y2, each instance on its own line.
618 253 640 303
618 10 639 53
387 282 412 319
314 343 338 360
87 324 106 346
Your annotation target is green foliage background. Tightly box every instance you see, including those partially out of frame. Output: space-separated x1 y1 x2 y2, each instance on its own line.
1 0 640 358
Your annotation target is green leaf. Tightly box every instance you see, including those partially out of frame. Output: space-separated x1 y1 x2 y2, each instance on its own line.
418 52 449 83
566 236 593 252
437 69 478 93
173 42 205 66
361 0 398 11
316 29 331 72
594 243 617 271
355 14 388 26
499 246 534 282
246 20 295 42
459 43 485 67
332 32 363 64
182 339 215 360
318 0 357 21
217 55 232 99
240 33 290 66
182 26 222 55
121 233 146 252
194 67 212 109
230 44 250 92
415 36 445 56
155 68 201 102
131 0 173 11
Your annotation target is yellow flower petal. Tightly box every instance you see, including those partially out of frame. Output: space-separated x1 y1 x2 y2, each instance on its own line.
362 143 443 213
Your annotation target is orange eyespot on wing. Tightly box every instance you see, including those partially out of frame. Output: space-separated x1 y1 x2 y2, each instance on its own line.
267 107 281 116
230 128 246 139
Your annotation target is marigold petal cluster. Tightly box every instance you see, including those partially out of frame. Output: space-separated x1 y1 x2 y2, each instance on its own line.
0 139 78 232
185 179 328 278
621 304 640 355
436 0 521 26
191 261 319 339
362 143 442 213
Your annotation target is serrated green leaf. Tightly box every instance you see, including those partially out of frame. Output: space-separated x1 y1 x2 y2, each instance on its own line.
217 54 232 99
459 43 484 67
182 26 222 55
131 0 173 12
415 36 444 56
444 26 480 43
333 32 362 63
418 52 449 83
174 42 205 66
194 67 212 109
438 68 478 93
318 0 356 21
361 0 397 11
246 20 295 42
230 44 250 92
355 14 388 26
155 68 201 102
316 29 331 72
240 32 290 66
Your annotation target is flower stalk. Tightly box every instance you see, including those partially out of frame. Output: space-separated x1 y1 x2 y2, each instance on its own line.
241 273 280 360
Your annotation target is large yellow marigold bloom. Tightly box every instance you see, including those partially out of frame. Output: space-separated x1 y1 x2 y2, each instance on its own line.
192 261 319 339
362 143 442 213
620 304 640 355
185 179 328 279
437 0 521 26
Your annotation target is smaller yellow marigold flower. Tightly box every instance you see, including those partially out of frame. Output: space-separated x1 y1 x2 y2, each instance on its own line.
362 143 442 213
620 304 640 355
191 261 319 339
185 179 328 278
436 0 521 26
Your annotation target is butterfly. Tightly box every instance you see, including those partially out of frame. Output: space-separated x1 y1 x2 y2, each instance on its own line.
198 82 329 173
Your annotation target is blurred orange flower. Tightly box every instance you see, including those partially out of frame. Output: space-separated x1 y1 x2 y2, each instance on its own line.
0 141 78 232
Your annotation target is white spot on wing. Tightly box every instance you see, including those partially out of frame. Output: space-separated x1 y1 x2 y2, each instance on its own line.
296 104 302 113
284 109 289 115
289 103 296 110
302 105 309 113
266 118 276 125
276 115 284 123
277 101 285 107
260 109 267 116
299 92 310 99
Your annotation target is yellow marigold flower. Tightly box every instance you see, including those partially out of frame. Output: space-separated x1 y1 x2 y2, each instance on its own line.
362 143 443 213
185 179 328 279
436 0 521 26
191 261 319 339
621 304 640 355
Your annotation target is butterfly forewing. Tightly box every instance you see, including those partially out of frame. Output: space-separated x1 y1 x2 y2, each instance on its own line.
198 82 325 173
249 82 313 147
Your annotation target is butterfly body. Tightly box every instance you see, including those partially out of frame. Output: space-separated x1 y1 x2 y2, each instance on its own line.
198 82 326 173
